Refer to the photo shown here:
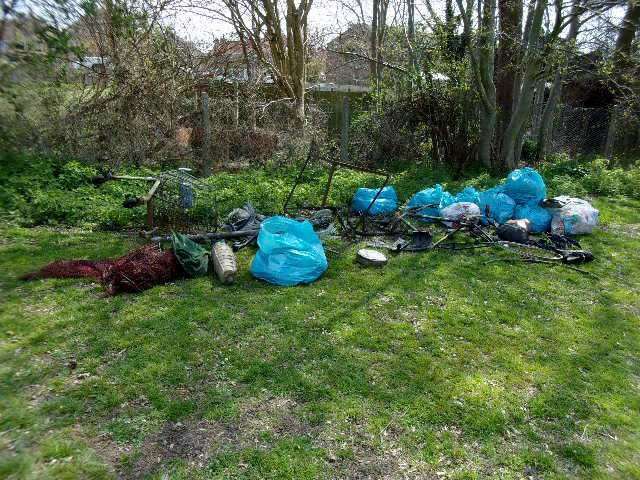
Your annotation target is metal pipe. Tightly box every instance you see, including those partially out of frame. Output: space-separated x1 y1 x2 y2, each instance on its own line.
151 230 260 243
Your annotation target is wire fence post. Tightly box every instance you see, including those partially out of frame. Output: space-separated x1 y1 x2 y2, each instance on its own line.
604 106 618 159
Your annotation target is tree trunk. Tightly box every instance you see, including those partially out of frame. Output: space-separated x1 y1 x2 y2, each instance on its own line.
407 0 416 71
535 72 560 161
499 0 547 169
496 0 522 142
201 91 212 176
605 0 640 157
479 106 496 168
531 78 546 135
370 0 379 86
613 0 640 68
456 0 497 169
287 1 306 129
604 107 618 157
294 90 305 128
536 2 581 162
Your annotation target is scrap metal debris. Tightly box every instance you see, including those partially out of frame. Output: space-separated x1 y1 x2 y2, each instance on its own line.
357 248 388 266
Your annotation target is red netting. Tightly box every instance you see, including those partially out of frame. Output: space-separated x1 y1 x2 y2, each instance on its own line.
102 244 183 295
19 259 112 281
20 245 184 295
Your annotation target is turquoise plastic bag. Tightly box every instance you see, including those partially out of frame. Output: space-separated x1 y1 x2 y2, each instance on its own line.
439 191 456 211
514 204 552 233
503 167 546 206
479 187 516 224
250 216 328 286
454 186 481 205
351 186 398 215
407 184 446 221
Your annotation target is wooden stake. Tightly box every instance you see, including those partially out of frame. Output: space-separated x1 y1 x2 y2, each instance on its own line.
201 91 212 176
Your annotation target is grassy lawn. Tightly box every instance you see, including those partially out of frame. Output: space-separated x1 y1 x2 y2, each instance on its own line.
1 196 639 479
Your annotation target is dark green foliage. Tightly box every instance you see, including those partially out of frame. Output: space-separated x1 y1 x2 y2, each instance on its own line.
0 151 147 230
2 151 640 232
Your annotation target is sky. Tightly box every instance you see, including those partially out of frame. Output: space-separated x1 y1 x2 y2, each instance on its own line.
165 0 428 46
165 0 624 51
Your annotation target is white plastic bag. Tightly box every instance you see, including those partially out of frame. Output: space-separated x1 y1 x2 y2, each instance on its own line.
440 202 481 227
548 197 599 235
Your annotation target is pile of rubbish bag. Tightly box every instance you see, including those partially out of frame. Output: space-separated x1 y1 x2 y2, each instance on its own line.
544 196 600 235
351 186 398 215
404 167 599 235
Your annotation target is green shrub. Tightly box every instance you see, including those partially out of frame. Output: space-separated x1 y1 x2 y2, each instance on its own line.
541 155 640 199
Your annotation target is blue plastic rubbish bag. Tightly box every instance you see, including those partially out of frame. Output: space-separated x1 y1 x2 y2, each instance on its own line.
438 191 456 211
503 167 546 206
479 187 516 224
351 186 398 215
250 216 328 286
407 184 446 220
514 204 552 233
454 186 481 205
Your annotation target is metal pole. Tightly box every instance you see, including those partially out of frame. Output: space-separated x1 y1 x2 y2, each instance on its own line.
341 95 350 164
151 230 260 243
283 139 318 213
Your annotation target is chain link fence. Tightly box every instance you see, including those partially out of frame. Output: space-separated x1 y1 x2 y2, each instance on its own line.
546 104 640 158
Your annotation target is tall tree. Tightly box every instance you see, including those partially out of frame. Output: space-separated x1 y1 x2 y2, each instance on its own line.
613 0 640 69
457 0 497 168
495 0 523 142
499 0 548 168
222 0 313 128
604 0 640 155
535 0 582 161
370 0 390 91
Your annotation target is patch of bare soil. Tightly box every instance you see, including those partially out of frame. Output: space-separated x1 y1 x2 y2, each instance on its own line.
85 396 315 479
86 396 448 479
318 418 435 479
127 419 233 478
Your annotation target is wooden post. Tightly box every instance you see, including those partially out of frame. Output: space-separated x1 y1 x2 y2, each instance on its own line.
321 96 349 206
201 91 212 176
143 178 162 229
234 81 240 128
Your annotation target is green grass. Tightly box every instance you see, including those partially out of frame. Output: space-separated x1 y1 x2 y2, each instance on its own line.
1 196 639 479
